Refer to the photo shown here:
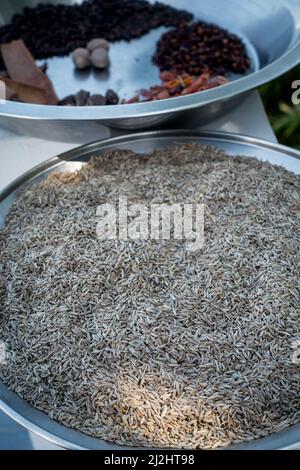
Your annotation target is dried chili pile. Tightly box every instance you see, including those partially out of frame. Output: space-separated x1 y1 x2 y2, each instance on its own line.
153 21 250 76
125 70 229 103
0 0 192 60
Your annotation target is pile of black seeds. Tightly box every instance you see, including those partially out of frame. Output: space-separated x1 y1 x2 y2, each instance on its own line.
153 21 251 76
59 88 119 106
0 0 193 60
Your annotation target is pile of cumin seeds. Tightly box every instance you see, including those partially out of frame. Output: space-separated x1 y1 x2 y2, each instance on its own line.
0 143 299 449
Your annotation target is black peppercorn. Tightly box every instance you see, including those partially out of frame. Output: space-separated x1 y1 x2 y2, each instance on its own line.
0 0 193 60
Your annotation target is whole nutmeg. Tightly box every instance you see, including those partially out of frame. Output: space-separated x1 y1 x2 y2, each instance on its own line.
71 48 91 69
87 38 110 52
90 48 110 69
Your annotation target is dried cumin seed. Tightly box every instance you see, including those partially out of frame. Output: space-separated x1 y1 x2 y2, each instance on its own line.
0 143 299 449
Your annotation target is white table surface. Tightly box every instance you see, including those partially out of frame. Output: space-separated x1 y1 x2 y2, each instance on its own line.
0 90 277 449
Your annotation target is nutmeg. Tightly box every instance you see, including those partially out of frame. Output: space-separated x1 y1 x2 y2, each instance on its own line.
90 48 110 69
71 48 91 69
87 38 110 53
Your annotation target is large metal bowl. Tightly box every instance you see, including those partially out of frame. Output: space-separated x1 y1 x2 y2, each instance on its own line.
0 0 299 135
0 130 300 450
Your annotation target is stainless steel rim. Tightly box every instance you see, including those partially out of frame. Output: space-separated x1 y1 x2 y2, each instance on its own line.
1 130 300 202
0 40 299 122
1 129 300 450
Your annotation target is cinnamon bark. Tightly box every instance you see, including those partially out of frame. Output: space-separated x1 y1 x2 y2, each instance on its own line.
1 40 58 104
0 75 49 104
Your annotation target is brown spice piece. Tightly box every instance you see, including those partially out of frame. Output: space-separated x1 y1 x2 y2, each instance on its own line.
1 39 58 104
4 86 17 101
0 75 49 104
59 89 119 106
87 94 107 106
105 89 119 105
74 89 90 106
58 90 91 107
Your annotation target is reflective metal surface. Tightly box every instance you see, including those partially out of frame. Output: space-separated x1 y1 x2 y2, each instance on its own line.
0 130 300 450
0 0 299 132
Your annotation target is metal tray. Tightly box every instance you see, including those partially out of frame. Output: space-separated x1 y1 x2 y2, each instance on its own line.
0 0 299 134
0 130 300 450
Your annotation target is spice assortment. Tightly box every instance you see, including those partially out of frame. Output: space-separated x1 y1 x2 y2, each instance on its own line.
125 70 229 103
0 143 299 449
0 0 192 59
0 1 252 106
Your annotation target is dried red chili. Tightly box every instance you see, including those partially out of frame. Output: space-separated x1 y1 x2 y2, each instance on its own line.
125 70 229 103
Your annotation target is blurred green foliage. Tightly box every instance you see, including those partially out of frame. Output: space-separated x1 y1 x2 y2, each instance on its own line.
260 65 300 149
